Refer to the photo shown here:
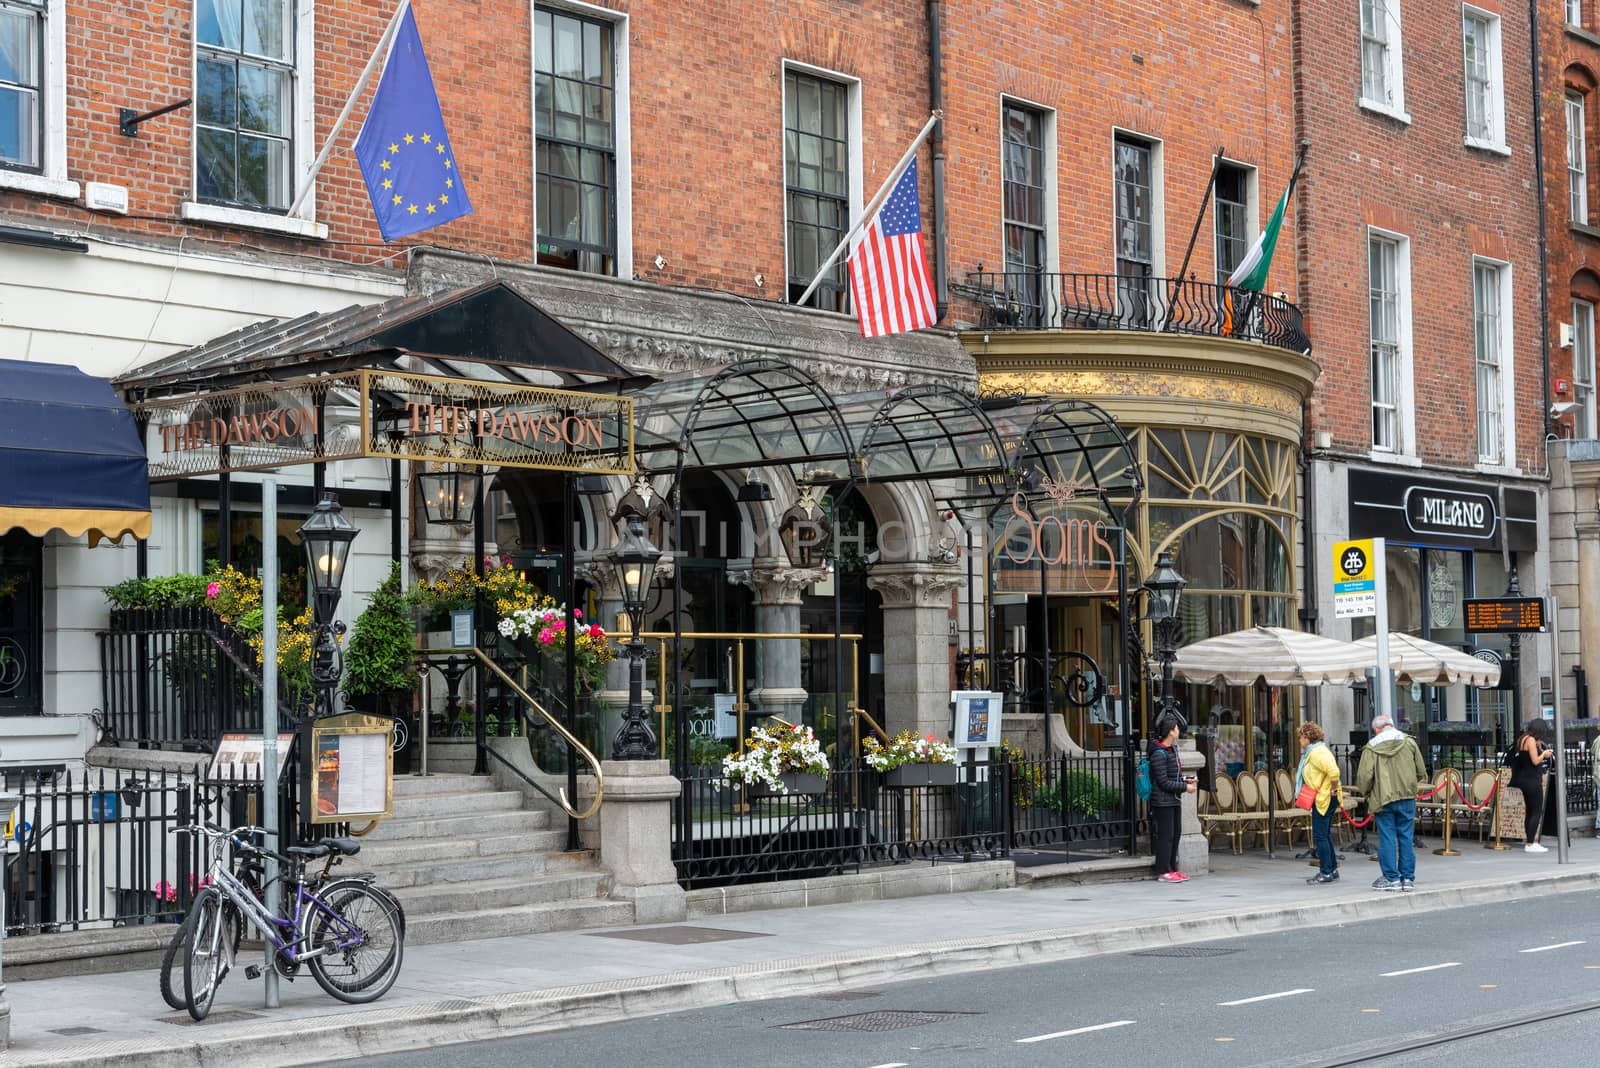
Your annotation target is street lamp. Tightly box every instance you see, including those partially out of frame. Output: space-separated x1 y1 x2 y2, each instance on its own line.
609 513 662 760
298 492 359 718
1141 549 1187 732
416 463 481 527
778 482 831 570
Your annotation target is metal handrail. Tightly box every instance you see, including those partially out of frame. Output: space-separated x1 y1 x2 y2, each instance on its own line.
440 646 605 820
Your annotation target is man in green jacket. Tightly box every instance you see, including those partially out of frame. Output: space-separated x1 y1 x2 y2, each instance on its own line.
1355 713 1427 893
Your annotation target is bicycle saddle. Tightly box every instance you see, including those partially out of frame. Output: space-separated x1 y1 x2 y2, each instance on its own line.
284 837 362 858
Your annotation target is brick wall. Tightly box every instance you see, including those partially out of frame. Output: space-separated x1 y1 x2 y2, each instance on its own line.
1294 0 1545 470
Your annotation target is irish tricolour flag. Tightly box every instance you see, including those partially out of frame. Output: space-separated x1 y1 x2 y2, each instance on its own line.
1222 148 1306 332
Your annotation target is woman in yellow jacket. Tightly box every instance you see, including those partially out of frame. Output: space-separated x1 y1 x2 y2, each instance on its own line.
1296 722 1342 884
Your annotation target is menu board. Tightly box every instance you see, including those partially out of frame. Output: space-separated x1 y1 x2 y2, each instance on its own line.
304 714 394 824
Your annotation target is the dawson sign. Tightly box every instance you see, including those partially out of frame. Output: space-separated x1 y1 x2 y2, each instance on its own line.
135 370 634 480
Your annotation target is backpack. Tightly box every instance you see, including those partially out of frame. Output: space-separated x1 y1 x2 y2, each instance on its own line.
1135 754 1152 802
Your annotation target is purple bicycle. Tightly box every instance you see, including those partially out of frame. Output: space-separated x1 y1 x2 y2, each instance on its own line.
178 823 404 1021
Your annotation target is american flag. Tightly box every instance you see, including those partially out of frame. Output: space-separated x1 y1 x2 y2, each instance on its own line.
848 158 937 338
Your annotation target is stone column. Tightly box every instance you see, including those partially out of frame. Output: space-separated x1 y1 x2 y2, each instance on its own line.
866 562 963 739
1570 455 1600 719
587 760 686 923
1176 739 1210 876
730 560 827 726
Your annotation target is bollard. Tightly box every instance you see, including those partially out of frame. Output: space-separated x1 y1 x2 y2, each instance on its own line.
1432 769 1461 857
1485 771 1510 851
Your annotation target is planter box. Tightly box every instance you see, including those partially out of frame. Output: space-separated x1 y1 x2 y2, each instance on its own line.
882 763 958 788
746 771 827 798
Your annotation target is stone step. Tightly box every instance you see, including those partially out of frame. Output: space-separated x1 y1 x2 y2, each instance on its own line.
353 829 569 868
390 788 527 820
362 809 551 841
391 871 610 914
404 899 636 946
390 773 501 797
356 851 550 889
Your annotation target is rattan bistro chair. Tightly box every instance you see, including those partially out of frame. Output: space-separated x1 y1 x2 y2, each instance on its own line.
1272 767 1313 850
1200 774 1251 855
1234 769 1269 850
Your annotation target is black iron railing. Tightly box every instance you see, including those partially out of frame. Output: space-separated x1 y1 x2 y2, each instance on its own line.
97 607 304 751
958 271 1310 355
3 764 333 936
1004 752 1139 853
1329 741 1594 817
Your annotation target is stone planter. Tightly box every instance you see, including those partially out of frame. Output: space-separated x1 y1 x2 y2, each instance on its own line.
882 763 958 788
746 771 826 798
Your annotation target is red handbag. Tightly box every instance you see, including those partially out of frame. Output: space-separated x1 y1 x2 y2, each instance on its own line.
1294 783 1318 810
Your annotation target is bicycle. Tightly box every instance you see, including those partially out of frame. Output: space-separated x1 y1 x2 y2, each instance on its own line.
177 823 405 1021
158 826 407 1011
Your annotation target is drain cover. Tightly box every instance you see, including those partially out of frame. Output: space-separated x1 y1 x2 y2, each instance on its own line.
49 1027 106 1037
780 1010 976 1033
159 1010 264 1026
588 926 770 946
811 990 882 1002
1132 946 1240 958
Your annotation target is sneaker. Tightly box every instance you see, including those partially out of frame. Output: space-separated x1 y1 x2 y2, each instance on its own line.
1525 842 1549 853
1171 872 1190 882
1158 872 1182 882
1372 877 1401 891
1307 872 1339 885
1400 879 1414 893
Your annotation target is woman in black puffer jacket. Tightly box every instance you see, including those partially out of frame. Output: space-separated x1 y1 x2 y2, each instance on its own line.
1149 712 1195 882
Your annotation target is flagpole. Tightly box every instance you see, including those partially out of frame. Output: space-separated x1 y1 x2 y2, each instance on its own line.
1232 142 1310 332
288 0 413 217
793 110 942 310
1173 146 1226 293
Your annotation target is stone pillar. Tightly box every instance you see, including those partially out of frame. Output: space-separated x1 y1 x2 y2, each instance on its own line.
730 560 827 725
1570 455 1600 719
866 562 963 739
589 760 686 923
1176 739 1210 876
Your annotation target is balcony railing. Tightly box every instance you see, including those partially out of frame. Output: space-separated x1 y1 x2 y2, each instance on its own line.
958 271 1310 355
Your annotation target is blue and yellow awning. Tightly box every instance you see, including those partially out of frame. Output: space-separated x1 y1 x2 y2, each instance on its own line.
0 359 150 544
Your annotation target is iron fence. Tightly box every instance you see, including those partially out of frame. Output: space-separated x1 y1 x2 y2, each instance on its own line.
958 271 1310 355
98 607 304 750
671 764 1012 889
1003 751 1138 854
1329 740 1595 817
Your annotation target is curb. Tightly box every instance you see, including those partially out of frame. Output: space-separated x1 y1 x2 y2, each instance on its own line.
15 865 1600 1067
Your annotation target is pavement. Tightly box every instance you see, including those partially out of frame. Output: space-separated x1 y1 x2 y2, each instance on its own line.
7 836 1600 1067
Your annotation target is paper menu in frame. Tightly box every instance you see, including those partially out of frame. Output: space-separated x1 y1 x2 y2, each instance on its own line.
334 733 389 815
951 690 1003 747
210 733 296 779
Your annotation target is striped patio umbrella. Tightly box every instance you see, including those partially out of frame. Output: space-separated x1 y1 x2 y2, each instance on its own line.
1172 626 1382 688
1354 632 1501 688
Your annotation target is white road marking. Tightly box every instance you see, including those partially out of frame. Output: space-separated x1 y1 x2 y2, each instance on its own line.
1015 1020 1137 1044
866 1063 909 1068
1217 988 1314 1007
1381 962 1461 977
1520 941 1586 954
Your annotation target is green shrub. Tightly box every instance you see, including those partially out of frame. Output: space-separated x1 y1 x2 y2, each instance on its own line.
689 737 732 766
103 574 210 611
345 564 416 698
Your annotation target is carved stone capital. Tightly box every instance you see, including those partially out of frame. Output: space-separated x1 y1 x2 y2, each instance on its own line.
728 558 829 605
574 557 617 589
411 534 493 584
866 562 965 608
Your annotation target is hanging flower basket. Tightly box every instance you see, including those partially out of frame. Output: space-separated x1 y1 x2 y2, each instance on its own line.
882 762 959 789
747 771 828 798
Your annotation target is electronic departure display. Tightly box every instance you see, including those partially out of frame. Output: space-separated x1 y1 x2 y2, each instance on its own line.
1463 597 1546 634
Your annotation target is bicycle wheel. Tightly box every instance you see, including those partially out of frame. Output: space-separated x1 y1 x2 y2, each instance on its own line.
182 889 229 1021
159 911 198 1010
303 882 404 1004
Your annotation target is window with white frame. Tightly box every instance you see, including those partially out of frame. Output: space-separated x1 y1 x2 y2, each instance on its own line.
1359 0 1404 114
1462 9 1504 150
1569 0 1584 28
0 0 43 171
195 0 296 211
1574 299 1596 438
1473 261 1506 464
1569 92 1589 225
1002 100 1050 326
1369 234 1403 452
785 68 853 311
535 5 619 275
1214 162 1253 285
1113 132 1159 326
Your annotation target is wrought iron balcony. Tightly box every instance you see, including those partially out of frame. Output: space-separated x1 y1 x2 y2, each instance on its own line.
957 271 1311 356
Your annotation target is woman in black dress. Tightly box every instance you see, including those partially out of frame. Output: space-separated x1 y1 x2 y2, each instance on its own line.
1508 723 1554 853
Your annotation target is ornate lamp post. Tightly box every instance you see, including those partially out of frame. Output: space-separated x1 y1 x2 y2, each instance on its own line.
415 463 481 527
1142 549 1187 732
609 513 662 759
298 492 359 718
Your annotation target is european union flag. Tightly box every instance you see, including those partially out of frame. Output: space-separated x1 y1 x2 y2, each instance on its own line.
354 6 473 242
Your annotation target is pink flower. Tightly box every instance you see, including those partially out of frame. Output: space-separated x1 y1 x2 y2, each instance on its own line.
588 624 605 638
539 630 556 645
206 582 220 599
574 608 582 618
